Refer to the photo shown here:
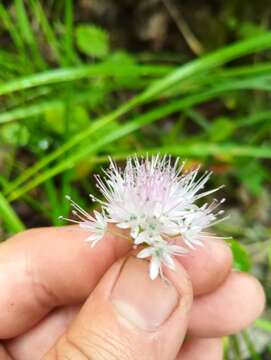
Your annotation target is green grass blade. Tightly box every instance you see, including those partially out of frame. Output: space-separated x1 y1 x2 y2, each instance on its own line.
44 179 62 225
241 331 261 360
7 76 271 201
5 104 137 200
235 110 271 128
0 64 173 96
64 0 79 64
4 34 271 198
0 192 25 233
2 33 271 96
0 176 50 219
229 335 242 360
0 88 106 124
1 33 271 97
0 4 25 52
215 62 271 79
15 0 34 44
0 99 62 124
137 32 271 102
2 63 271 125
4 72 271 197
254 319 271 332
14 0 45 69
28 0 63 65
155 143 271 159
85 144 271 164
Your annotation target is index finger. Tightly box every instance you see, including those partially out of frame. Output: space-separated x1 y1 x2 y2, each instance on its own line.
0 226 131 339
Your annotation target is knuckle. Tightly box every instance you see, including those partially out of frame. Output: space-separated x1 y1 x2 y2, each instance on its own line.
55 328 135 360
55 335 89 360
24 244 59 310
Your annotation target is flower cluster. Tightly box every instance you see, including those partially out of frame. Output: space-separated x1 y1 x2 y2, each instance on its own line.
60 155 226 280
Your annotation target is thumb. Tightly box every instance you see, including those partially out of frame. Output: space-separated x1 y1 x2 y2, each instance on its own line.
44 256 193 360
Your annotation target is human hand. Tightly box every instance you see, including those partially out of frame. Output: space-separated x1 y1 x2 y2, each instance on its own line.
0 226 265 359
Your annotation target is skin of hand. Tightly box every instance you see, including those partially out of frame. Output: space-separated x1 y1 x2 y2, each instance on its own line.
0 226 265 360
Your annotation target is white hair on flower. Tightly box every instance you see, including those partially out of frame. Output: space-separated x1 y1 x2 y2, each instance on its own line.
61 155 227 280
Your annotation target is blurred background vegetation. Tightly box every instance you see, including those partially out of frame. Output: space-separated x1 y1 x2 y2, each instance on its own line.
0 0 271 358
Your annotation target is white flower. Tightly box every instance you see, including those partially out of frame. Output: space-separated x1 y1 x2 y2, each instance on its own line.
61 155 226 280
133 216 169 245
178 199 226 248
95 156 222 236
137 241 187 280
81 211 108 247
59 196 107 247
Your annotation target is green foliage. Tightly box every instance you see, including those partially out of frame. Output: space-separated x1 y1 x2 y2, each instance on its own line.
237 160 268 196
255 319 271 332
0 123 30 146
228 240 251 272
0 193 25 234
0 3 270 357
76 24 109 58
208 117 235 142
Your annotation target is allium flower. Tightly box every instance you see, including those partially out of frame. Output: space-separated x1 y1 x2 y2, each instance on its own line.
137 242 188 280
62 155 226 280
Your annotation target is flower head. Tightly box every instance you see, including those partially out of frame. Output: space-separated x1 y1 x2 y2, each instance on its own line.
62 155 226 280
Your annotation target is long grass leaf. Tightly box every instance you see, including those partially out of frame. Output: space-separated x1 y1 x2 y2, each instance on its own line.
0 192 25 233
137 32 271 102
7 77 271 201
2 33 271 96
0 64 173 96
4 73 271 197
85 144 271 164
15 0 45 69
28 0 63 65
4 34 271 197
64 0 79 64
0 4 25 52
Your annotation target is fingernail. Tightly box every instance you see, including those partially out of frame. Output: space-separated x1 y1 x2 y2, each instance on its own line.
111 257 179 331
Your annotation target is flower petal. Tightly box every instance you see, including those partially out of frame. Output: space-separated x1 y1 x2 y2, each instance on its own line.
85 234 99 242
163 253 176 270
149 256 161 280
137 247 153 259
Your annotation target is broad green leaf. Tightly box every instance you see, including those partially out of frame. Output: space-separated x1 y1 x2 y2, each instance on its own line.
76 24 109 58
